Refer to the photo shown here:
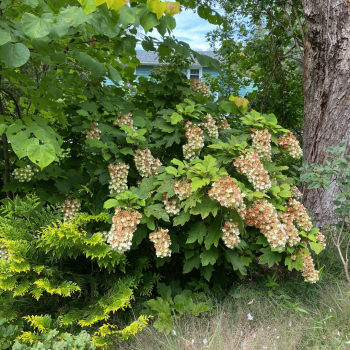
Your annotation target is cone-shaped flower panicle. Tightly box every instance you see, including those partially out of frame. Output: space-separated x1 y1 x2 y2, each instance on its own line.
191 78 211 97
163 194 180 216
113 113 137 132
106 207 142 253
278 212 301 247
301 248 319 283
218 116 231 130
208 176 246 218
85 121 101 140
134 149 162 177
233 152 271 192
13 165 38 182
59 199 81 223
149 229 172 258
316 232 326 249
200 114 219 139
250 128 271 161
286 199 313 232
183 121 204 161
278 133 302 158
108 163 129 194
290 186 302 199
173 179 193 201
221 221 240 249
245 200 287 249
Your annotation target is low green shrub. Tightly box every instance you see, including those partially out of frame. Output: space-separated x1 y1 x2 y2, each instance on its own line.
12 331 95 350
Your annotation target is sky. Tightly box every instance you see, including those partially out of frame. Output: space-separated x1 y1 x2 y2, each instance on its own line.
137 9 220 51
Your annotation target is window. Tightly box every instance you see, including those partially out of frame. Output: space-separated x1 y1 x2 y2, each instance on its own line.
190 69 200 79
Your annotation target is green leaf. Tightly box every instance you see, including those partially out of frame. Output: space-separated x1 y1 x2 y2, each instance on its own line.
27 140 56 170
144 204 169 221
278 190 291 198
147 297 171 314
170 112 183 125
173 211 191 226
108 66 122 82
256 236 269 247
225 250 247 275
77 0 96 14
191 302 210 317
21 0 39 8
0 30 11 46
259 247 282 267
59 6 89 27
165 166 178 176
186 222 206 244
200 264 214 281
157 283 172 302
21 13 53 39
103 199 119 209
0 43 30 68
200 246 218 266
204 215 222 249
309 241 323 255
190 197 220 219
190 177 209 191
183 255 201 273
285 255 303 271
119 5 137 27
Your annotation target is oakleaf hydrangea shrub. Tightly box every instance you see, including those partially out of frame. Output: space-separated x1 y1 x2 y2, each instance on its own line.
0 49 327 347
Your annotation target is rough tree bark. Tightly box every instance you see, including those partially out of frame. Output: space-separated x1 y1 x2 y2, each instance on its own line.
300 0 350 227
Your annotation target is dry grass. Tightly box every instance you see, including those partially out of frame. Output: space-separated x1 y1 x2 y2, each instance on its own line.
118 279 350 350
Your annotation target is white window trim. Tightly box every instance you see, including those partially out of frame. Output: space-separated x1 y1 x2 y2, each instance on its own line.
187 67 202 79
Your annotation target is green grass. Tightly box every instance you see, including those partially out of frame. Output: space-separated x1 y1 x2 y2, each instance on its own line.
118 242 350 350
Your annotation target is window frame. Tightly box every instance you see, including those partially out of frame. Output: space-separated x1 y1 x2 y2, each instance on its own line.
187 67 202 80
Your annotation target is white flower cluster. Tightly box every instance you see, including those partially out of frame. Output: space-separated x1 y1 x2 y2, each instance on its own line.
218 117 231 130
191 79 211 97
134 149 162 177
245 200 287 250
208 176 246 218
221 221 240 249
278 133 302 158
301 248 319 283
59 199 81 223
278 212 301 247
233 152 271 192
85 122 101 140
108 163 129 194
107 207 142 253
290 186 302 200
286 199 313 232
163 194 181 216
13 165 38 182
0 242 8 260
149 229 172 258
316 232 326 249
113 113 137 132
173 179 193 201
200 114 219 139
183 121 204 161
250 128 272 161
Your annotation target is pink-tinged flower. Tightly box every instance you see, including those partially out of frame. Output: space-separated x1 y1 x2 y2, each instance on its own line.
108 163 129 194
250 128 271 161
107 207 142 253
208 176 246 218
245 200 287 249
221 221 240 248
183 121 204 161
85 121 101 140
286 199 313 232
134 149 162 177
278 133 302 158
59 199 81 223
234 152 271 192
149 229 172 258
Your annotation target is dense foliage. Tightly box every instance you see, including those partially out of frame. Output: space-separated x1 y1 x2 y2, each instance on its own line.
0 0 327 348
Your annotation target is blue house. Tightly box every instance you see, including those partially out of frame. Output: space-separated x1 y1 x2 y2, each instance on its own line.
105 50 255 97
134 50 219 81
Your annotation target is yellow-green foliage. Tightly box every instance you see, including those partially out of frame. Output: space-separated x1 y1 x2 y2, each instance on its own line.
0 196 151 348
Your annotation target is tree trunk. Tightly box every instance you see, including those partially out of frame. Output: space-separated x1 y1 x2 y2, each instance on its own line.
300 0 350 228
